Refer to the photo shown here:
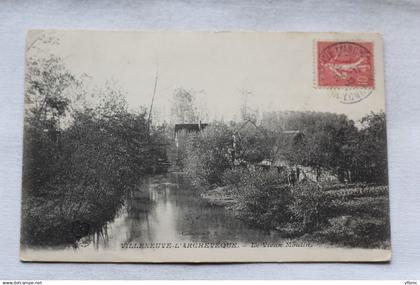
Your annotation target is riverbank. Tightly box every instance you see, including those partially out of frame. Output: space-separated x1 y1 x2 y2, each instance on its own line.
48 173 292 250
199 175 391 249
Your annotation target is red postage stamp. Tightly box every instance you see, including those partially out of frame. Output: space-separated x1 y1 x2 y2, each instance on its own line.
317 41 374 88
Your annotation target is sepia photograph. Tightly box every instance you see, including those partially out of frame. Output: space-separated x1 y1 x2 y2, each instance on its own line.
20 30 390 262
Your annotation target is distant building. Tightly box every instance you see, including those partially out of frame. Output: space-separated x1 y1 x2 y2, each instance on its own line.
174 122 208 134
174 122 208 148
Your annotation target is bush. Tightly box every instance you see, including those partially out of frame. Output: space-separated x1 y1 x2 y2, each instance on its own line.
233 168 292 229
224 174 390 247
183 123 234 187
327 196 389 218
221 167 249 188
22 76 168 246
289 181 329 232
317 216 390 248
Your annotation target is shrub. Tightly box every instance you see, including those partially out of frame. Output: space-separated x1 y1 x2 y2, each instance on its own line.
317 215 390 248
22 89 168 246
183 123 234 187
233 168 292 229
221 167 249 188
327 196 389 218
289 181 329 232
228 177 390 248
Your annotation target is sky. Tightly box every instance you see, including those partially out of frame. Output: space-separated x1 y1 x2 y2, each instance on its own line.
27 30 386 123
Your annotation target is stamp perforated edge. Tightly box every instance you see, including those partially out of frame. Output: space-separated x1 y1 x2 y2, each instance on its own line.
312 39 376 90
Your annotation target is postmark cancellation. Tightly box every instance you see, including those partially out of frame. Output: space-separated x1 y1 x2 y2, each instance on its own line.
315 40 376 104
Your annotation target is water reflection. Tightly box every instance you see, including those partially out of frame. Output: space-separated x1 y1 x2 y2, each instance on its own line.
78 173 283 250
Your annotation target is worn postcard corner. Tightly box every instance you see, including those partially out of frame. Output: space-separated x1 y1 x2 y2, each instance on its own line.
20 31 390 263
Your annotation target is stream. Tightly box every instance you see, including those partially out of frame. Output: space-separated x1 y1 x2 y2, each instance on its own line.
75 172 283 250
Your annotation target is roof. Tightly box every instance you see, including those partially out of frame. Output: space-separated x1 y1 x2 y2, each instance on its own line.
174 123 208 133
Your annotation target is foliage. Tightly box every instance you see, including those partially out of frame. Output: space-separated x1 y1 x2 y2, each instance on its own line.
261 110 388 184
180 108 389 248
289 181 328 232
181 120 278 187
21 54 168 246
230 168 292 229
282 113 358 182
183 123 234 187
171 129 190 169
350 112 388 184
221 167 249 188
316 215 390 248
290 182 389 247
232 120 276 164
218 165 390 248
25 55 76 124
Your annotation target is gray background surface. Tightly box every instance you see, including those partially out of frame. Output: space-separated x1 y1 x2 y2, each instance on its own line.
0 0 419 279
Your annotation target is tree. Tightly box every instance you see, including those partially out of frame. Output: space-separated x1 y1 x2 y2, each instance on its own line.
23 54 79 198
184 123 234 187
22 48 170 246
25 55 76 125
280 111 387 184
232 120 274 164
282 112 358 182
351 111 388 184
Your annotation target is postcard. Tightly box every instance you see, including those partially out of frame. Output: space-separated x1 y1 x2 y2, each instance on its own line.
20 31 390 262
